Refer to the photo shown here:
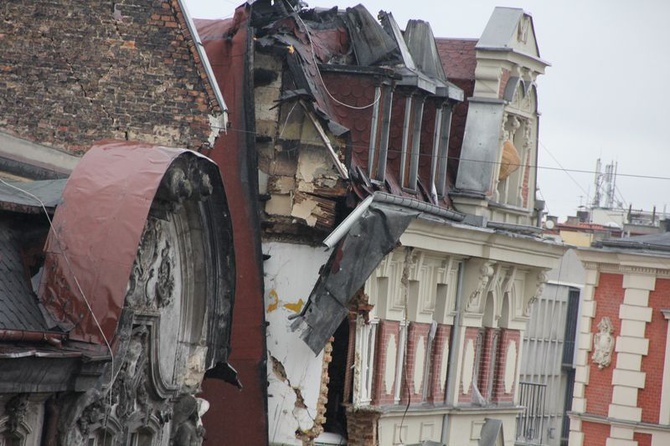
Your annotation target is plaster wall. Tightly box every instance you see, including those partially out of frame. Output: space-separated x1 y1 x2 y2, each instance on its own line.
378 413 443 445
263 242 331 445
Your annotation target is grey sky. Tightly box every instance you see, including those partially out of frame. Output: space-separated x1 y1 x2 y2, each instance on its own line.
184 0 670 221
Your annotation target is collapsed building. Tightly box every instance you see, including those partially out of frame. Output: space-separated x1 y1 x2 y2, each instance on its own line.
197 2 566 445
0 1 242 444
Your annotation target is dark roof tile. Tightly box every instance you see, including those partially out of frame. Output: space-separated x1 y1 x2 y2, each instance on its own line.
0 222 48 332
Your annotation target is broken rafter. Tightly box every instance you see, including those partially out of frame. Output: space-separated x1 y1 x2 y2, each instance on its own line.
299 101 349 180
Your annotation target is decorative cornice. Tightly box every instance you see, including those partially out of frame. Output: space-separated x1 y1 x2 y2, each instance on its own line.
569 411 670 433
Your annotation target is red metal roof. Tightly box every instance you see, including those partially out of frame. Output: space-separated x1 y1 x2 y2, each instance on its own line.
196 8 270 445
38 140 218 346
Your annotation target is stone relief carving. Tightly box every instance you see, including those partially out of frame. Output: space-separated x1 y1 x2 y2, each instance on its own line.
524 271 547 316
171 395 208 446
127 217 175 310
5 394 28 435
466 263 495 313
62 201 208 446
592 317 615 369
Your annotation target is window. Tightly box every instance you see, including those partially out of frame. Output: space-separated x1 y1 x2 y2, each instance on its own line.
433 103 453 197
88 429 114 446
399 94 425 190
355 317 379 405
562 288 580 367
368 83 394 181
130 429 153 446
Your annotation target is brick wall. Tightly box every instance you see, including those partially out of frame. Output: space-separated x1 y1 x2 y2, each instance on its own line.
495 329 519 403
633 431 652 446
585 273 624 417
428 324 451 404
373 320 400 405
581 421 609 446
477 327 498 400
402 322 430 403
346 407 381 446
639 278 670 424
498 68 511 99
0 0 219 153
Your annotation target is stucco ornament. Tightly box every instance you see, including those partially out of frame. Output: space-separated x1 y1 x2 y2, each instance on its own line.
524 271 547 316
466 263 495 312
592 317 615 369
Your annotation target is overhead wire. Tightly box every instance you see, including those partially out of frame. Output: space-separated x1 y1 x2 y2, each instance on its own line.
0 178 119 429
286 0 382 111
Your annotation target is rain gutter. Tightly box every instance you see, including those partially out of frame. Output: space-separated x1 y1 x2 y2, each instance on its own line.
324 192 465 249
0 329 67 348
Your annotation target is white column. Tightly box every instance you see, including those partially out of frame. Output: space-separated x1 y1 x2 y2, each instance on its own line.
606 273 655 446
570 266 599 446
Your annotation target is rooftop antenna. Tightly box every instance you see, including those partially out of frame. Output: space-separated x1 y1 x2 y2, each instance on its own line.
604 161 617 209
592 158 602 208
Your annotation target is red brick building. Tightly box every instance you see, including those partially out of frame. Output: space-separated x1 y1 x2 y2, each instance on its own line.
571 233 670 445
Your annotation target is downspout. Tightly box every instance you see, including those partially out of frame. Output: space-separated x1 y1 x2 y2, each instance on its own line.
441 261 465 444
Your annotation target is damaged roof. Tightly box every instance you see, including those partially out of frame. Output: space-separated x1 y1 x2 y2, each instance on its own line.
0 221 49 332
0 179 66 213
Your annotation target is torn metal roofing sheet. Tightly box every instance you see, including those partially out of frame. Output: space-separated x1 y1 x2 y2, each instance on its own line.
0 222 49 332
404 20 448 82
0 179 66 212
291 202 420 353
341 5 401 66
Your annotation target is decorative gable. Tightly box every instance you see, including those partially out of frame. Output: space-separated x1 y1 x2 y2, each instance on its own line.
452 7 548 226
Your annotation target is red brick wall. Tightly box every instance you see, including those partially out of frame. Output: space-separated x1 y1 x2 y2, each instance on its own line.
585 273 624 417
402 322 431 403
634 432 652 446
581 421 609 446
477 328 498 399
499 69 511 99
639 278 670 424
428 324 451 404
495 329 520 403
1 0 219 153
373 320 400 405
346 407 381 446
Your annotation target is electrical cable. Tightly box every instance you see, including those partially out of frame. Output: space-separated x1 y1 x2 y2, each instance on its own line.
0 178 118 436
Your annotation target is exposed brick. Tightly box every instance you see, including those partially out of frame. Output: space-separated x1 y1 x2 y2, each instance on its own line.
584 273 624 422
638 278 670 424
0 0 220 153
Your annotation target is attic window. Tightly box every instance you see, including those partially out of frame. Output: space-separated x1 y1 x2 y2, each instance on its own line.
432 103 453 197
368 83 394 181
399 93 425 191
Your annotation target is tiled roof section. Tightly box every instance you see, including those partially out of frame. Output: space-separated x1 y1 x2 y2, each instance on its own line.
435 38 478 81
0 222 48 331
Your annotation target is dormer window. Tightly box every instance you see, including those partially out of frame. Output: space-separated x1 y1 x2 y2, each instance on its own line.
368 83 394 182
433 102 453 197
399 93 425 191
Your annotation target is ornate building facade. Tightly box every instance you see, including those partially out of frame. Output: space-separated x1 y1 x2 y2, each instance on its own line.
570 233 670 446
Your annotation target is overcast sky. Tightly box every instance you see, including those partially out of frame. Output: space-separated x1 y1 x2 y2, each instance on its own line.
184 0 670 221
